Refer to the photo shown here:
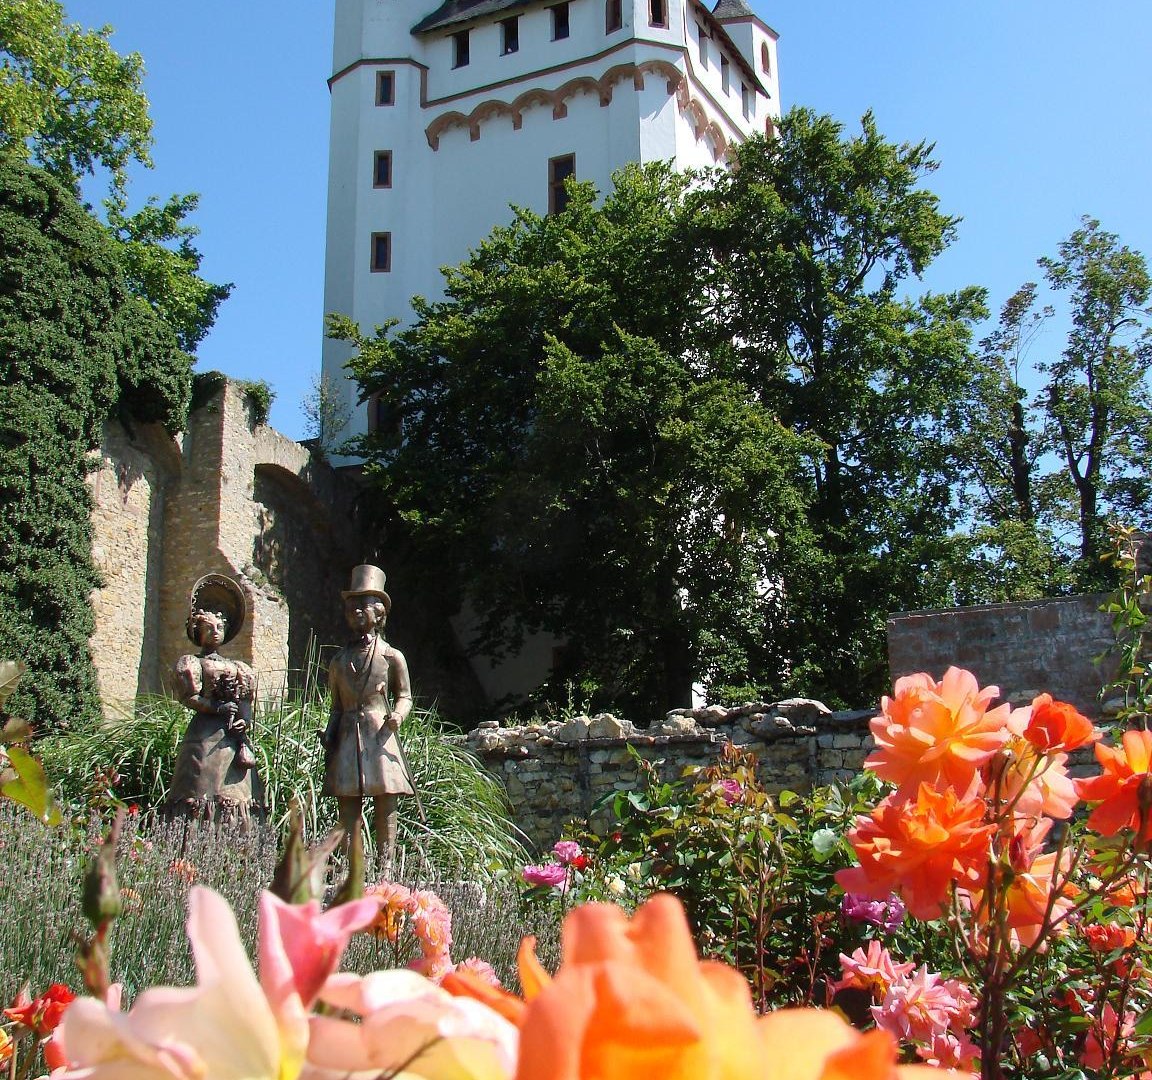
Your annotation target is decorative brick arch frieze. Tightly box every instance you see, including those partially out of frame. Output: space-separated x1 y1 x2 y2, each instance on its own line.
425 58 727 159
511 88 555 129
426 110 471 149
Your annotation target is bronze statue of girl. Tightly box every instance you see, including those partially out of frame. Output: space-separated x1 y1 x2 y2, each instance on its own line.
166 574 264 825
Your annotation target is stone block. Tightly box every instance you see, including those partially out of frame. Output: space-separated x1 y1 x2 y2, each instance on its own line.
556 717 591 742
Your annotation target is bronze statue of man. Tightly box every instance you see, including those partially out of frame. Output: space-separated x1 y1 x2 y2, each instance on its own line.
322 564 414 869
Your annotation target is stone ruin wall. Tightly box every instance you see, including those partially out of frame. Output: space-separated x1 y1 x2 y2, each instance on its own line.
453 699 877 849
87 378 485 719
460 594 1123 849
87 381 363 714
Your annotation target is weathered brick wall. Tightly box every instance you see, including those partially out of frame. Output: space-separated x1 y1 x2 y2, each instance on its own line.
454 700 876 849
886 596 1115 718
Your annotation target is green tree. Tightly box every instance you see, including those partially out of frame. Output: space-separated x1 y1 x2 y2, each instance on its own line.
335 163 813 714
695 110 987 703
953 219 1152 597
0 157 191 728
0 0 230 350
338 109 988 713
945 285 1071 602
0 0 150 195
1040 217 1152 580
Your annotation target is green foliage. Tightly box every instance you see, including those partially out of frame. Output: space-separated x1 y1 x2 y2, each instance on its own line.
0 660 62 825
566 744 884 1009
0 0 151 197
190 371 275 425
698 110 987 703
1099 524 1152 728
954 218 1152 598
301 372 353 459
337 109 984 711
0 157 191 729
38 683 527 875
105 192 232 353
239 379 276 426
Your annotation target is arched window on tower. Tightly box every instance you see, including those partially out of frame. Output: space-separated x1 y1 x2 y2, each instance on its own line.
760 41 771 74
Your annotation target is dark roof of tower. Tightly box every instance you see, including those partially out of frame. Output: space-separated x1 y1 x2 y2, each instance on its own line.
711 0 756 20
413 0 531 34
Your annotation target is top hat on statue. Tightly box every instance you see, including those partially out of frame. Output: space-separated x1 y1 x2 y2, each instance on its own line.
342 564 392 613
188 574 247 645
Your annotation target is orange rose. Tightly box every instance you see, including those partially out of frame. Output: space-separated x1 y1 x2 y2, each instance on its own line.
1017 694 1098 753
1075 729 1152 846
512 895 928 1080
867 668 1012 799
516 895 764 1080
836 783 995 920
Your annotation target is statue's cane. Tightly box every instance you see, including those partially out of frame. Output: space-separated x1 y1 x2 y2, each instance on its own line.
393 726 427 824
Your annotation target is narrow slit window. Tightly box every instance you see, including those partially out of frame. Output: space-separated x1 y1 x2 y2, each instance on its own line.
551 3 570 40
452 29 470 67
375 71 395 105
697 24 708 66
741 84 752 119
501 16 519 53
648 0 666 27
720 54 730 94
373 150 393 188
605 0 622 33
548 154 575 215
370 232 391 272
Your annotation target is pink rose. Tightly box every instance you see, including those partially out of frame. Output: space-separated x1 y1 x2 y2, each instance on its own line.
552 841 584 866
522 862 567 888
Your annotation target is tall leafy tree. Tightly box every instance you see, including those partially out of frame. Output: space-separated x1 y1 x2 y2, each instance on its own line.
695 110 987 702
335 163 812 714
945 285 1071 602
338 109 987 713
955 218 1152 596
1040 218 1152 579
0 0 230 349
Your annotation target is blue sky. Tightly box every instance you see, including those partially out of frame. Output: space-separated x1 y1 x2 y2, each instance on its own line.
65 1 1152 439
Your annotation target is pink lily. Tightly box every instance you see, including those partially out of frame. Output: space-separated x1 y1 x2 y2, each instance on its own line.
54 886 381 1080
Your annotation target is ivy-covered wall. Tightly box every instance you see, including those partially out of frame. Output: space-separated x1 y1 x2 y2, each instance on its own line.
0 156 191 729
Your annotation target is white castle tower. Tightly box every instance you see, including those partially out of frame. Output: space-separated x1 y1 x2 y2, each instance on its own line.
320 0 780 445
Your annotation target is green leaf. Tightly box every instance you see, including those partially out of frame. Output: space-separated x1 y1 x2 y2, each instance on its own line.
1 745 62 825
0 659 25 706
1134 1009 1152 1038
1 716 33 745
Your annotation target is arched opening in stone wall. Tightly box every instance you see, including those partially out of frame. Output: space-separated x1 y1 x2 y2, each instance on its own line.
251 463 350 685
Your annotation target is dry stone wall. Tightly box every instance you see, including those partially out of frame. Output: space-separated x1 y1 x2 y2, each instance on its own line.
453 699 876 849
